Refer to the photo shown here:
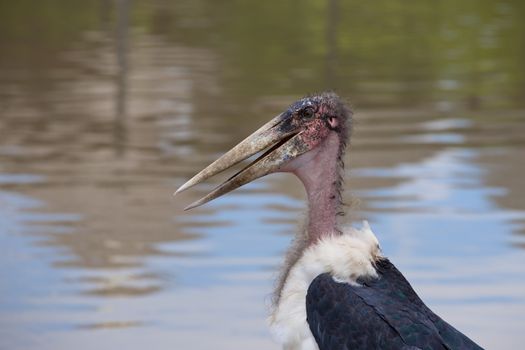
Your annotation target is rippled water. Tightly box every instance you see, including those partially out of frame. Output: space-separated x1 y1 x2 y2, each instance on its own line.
1 1 525 349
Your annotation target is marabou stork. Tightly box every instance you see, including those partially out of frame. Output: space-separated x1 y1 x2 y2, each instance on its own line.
175 93 483 350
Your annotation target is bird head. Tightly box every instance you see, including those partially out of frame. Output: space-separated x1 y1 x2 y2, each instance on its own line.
175 92 352 210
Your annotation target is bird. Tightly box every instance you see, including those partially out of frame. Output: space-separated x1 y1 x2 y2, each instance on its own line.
175 92 484 350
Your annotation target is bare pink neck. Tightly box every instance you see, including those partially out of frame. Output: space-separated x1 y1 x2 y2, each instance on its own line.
286 133 343 242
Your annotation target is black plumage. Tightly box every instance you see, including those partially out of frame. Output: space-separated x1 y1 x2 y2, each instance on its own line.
306 258 484 350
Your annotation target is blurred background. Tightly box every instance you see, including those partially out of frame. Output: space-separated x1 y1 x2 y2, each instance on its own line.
1 0 524 349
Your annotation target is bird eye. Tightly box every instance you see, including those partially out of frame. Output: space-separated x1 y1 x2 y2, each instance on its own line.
302 107 315 119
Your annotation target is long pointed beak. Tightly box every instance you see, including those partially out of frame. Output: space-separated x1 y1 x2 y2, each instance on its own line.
175 113 307 210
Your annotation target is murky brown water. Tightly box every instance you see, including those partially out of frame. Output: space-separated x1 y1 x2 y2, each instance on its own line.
1 1 525 349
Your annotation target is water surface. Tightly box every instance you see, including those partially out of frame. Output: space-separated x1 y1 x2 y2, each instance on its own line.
1 1 525 349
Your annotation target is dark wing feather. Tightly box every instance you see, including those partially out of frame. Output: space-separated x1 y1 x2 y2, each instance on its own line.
306 258 484 350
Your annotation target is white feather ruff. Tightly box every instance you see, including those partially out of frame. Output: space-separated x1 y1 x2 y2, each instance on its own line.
268 221 381 350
